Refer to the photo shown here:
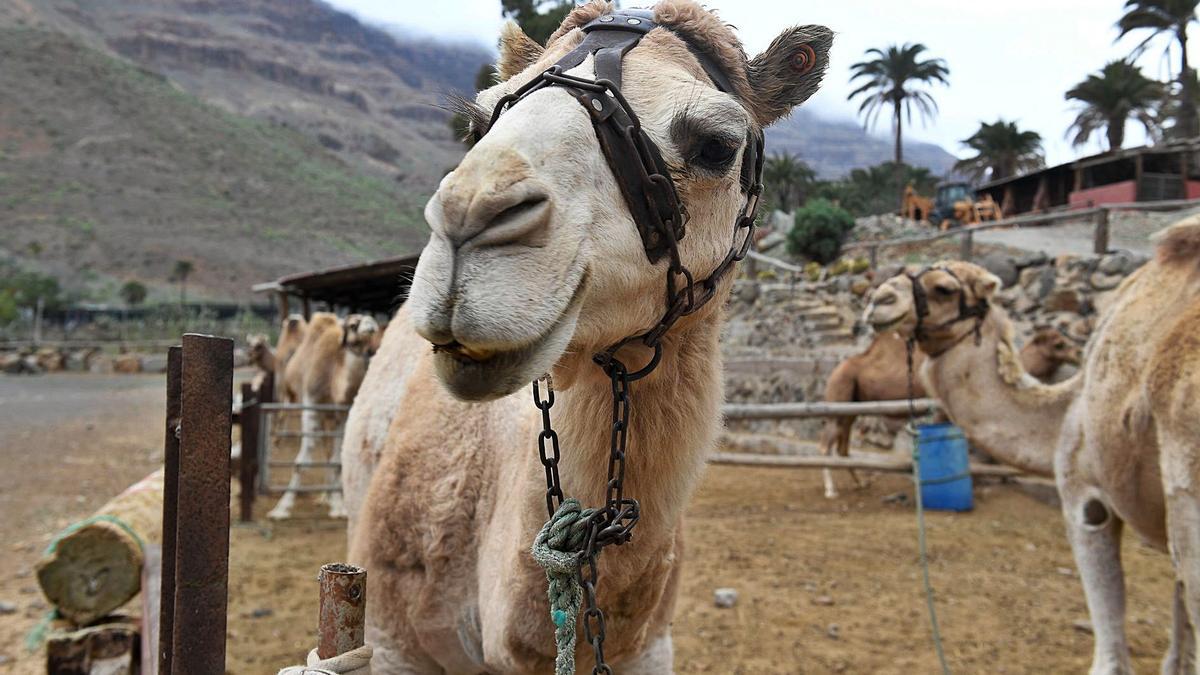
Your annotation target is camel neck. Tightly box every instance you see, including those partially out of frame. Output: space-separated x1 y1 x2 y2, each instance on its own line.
923 309 1077 477
550 316 723 536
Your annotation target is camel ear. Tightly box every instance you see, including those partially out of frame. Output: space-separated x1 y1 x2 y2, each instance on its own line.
497 21 544 81
745 25 833 127
972 272 1002 300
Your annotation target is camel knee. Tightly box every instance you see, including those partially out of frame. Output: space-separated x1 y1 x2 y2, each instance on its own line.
1082 498 1113 531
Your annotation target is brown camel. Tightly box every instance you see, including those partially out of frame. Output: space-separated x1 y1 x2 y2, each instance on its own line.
818 326 1081 498
865 230 1200 673
268 312 378 520
339 2 833 671
246 314 307 398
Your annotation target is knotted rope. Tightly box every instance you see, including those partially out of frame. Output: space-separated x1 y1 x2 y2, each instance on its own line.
277 645 373 675
531 498 598 675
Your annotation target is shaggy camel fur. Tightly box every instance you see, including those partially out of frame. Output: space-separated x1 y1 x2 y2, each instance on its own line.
339 2 833 671
818 327 1081 498
865 235 1200 674
268 312 378 520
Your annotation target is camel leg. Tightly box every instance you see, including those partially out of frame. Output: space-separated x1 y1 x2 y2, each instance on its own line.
837 417 864 489
327 411 348 519
1163 580 1196 675
1163 470 1200 674
819 418 844 499
268 399 318 520
1061 488 1133 675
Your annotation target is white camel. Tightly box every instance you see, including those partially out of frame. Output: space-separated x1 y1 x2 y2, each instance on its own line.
339 2 833 671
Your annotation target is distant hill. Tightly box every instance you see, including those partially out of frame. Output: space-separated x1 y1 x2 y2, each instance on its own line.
0 28 429 302
766 109 959 179
0 0 492 189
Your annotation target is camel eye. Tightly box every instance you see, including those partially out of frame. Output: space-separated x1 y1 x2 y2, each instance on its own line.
692 135 739 171
933 284 956 297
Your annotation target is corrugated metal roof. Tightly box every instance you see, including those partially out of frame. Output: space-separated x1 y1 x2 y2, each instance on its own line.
252 253 421 314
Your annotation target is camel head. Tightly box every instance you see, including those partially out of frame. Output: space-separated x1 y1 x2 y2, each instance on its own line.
1029 327 1082 367
246 333 271 370
409 0 832 400
864 261 1002 354
342 314 381 357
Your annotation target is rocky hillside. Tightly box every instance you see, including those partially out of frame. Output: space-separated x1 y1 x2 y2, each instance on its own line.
766 109 958 179
0 28 429 301
0 0 490 188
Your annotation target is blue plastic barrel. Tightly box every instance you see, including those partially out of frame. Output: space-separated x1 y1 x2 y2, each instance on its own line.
916 422 973 512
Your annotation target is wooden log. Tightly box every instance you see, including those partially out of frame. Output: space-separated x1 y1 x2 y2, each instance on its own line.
36 470 164 626
46 619 139 675
708 451 1023 478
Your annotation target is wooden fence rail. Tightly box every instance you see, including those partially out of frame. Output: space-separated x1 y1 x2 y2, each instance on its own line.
723 399 940 420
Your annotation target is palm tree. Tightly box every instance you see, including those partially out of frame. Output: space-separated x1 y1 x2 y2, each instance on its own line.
170 260 193 307
763 153 816 212
848 43 950 199
1117 0 1199 138
1066 61 1163 151
954 120 1045 182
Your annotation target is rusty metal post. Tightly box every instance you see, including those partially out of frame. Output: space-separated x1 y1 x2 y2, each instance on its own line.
171 334 233 675
868 244 878 270
317 563 367 660
959 230 974 262
1094 208 1110 254
238 381 258 523
157 346 182 675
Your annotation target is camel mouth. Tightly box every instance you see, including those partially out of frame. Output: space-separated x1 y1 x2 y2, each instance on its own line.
868 313 909 335
429 275 587 402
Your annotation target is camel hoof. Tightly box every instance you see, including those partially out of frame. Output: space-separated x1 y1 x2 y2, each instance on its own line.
824 490 838 499
267 506 292 521
328 505 348 519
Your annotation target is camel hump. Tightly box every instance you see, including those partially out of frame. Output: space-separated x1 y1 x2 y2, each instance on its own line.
1154 215 1200 266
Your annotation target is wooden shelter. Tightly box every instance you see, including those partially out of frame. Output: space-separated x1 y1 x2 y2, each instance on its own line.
252 254 421 319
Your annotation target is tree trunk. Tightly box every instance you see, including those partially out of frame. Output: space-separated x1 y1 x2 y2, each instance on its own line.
893 98 904 208
1108 115 1124 151
1179 28 1197 138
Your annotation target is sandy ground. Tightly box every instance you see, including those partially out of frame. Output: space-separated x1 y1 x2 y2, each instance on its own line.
0 373 1178 674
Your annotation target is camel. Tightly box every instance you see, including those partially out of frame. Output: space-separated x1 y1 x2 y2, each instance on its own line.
817 326 1081 498
268 312 379 520
246 314 307 396
864 232 1200 674
339 2 832 671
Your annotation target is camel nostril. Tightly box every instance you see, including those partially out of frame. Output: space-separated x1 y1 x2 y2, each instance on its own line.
491 196 548 228
874 293 897 306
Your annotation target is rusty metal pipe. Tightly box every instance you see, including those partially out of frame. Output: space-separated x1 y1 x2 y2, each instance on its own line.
317 563 366 659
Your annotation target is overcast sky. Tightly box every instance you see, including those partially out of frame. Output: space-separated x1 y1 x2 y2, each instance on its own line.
327 0 1194 167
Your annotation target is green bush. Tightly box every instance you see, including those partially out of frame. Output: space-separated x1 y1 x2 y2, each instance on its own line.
787 199 855 264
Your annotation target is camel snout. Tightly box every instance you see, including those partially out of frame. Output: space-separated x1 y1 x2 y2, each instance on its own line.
426 148 551 250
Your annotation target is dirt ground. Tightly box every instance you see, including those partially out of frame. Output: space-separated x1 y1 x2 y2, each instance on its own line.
0 373 1177 674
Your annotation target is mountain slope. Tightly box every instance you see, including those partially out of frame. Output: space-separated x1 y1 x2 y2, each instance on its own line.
766 109 959 179
0 0 491 188
0 28 429 301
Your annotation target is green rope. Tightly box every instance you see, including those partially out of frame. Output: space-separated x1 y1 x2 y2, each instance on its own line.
910 426 951 675
531 499 598 675
44 514 145 556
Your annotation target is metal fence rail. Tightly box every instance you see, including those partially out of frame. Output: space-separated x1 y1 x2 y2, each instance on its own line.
256 402 350 497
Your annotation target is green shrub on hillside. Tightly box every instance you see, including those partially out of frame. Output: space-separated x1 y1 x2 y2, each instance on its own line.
786 199 855 264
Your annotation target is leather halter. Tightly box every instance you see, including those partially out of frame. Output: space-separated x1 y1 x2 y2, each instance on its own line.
907 266 990 348
483 9 764 272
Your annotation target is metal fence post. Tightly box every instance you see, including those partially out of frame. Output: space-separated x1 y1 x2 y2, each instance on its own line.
868 244 878 270
169 334 233 675
157 347 182 675
959 230 974 262
1094 208 1110 254
239 381 257 523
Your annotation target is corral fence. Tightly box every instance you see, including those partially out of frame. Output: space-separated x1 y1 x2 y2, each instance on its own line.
233 373 350 523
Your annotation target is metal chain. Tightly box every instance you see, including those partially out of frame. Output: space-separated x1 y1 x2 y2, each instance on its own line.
534 376 565 518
